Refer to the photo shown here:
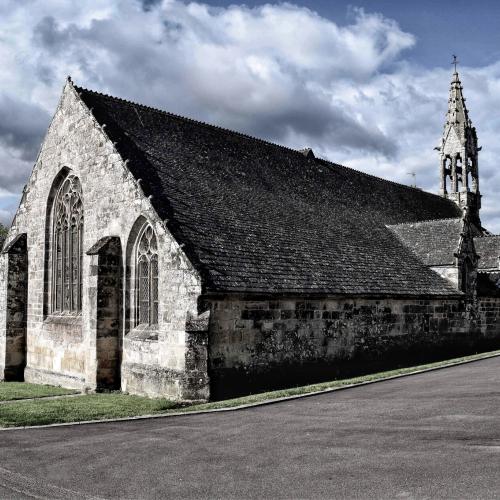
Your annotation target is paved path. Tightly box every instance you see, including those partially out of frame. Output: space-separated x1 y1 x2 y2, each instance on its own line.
0 357 499 499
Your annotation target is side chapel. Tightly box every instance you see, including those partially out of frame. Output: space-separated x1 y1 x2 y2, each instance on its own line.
1 68 500 400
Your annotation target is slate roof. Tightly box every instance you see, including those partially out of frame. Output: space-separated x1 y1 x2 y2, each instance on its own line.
387 219 463 266
75 84 463 296
475 236 500 270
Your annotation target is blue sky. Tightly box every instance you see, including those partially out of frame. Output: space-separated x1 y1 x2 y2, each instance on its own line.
1 0 500 230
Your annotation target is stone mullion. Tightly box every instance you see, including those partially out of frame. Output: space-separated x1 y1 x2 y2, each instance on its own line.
65 225 70 311
151 255 159 326
78 221 83 312
137 257 150 326
52 230 58 312
451 156 458 192
460 148 466 191
149 255 154 326
472 155 479 193
69 223 74 312
144 259 150 325
146 256 151 326
440 157 447 194
61 225 66 311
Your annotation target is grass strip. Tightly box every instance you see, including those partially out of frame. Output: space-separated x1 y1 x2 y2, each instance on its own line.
0 394 182 427
0 382 78 402
1 349 499 428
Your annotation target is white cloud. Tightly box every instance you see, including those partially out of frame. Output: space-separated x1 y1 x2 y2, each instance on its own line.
1 1 500 231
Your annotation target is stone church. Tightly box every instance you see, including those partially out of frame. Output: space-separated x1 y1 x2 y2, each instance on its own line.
1 69 500 401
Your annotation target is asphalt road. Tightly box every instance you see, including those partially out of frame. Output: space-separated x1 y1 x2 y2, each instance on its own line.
0 357 499 500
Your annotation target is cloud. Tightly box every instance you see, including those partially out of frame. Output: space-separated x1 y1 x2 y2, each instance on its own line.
0 94 49 161
32 16 69 52
20 2 412 156
140 0 163 12
1 1 500 231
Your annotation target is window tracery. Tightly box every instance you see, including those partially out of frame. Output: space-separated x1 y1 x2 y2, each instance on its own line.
52 175 83 313
136 225 159 326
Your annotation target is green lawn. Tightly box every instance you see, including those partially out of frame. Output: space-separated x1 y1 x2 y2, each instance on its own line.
0 349 499 428
0 394 182 427
0 382 78 402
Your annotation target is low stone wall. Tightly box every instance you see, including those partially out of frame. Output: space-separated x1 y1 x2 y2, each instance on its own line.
121 337 162 397
478 297 500 335
25 316 86 390
121 329 209 401
207 295 500 399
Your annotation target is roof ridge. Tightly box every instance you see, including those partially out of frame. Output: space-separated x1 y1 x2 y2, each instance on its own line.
74 84 303 156
475 233 500 238
74 83 460 204
387 217 462 228
318 160 458 200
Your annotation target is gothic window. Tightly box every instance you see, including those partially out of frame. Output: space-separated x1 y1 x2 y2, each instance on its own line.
136 225 159 326
52 175 83 313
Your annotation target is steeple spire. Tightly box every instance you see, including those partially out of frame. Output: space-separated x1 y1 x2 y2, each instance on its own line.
437 59 481 225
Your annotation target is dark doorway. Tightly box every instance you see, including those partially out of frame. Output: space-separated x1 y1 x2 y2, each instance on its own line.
3 234 28 381
94 237 123 390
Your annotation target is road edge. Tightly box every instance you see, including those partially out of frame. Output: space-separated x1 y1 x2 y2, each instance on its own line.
2 350 499 431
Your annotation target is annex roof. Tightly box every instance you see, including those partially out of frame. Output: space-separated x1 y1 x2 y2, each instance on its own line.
387 219 463 267
75 84 462 296
475 235 500 271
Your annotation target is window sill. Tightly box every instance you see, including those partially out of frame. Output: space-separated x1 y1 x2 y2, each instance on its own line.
126 324 159 342
44 313 82 326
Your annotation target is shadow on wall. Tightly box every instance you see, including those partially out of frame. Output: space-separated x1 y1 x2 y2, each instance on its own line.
208 336 500 401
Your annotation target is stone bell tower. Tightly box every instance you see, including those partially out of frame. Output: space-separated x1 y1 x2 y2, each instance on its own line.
437 58 481 226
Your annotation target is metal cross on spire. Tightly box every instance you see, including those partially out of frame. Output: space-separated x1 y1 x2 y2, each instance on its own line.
452 54 459 73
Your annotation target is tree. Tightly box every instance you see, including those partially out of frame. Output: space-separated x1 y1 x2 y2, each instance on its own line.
0 222 9 246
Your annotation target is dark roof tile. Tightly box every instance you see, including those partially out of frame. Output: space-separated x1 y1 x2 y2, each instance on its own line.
76 85 462 296
387 219 463 266
475 235 500 270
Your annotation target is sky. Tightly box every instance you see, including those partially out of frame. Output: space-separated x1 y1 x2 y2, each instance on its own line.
1 0 500 230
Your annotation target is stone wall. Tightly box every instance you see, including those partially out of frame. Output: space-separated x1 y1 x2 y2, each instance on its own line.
87 237 123 390
207 295 500 399
0 81 206 400
478 297 500 334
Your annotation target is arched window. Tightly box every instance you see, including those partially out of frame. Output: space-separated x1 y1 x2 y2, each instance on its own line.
136 224 159 326
52 174 83 313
